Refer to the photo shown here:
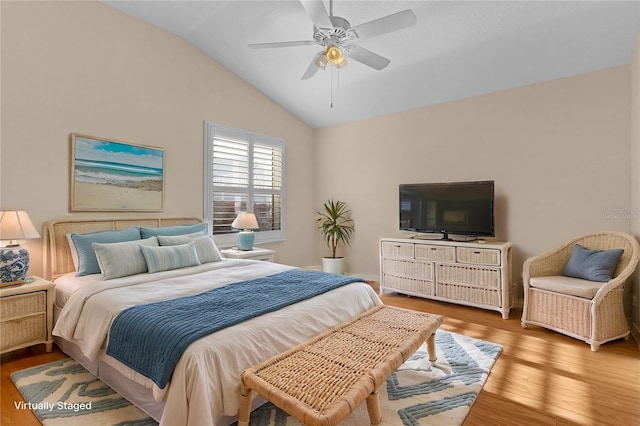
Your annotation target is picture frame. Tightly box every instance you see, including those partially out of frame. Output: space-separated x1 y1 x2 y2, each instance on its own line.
70 133 165 212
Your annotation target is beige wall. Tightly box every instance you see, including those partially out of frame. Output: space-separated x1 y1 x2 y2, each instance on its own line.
1 0 637 309
631 33 640 341
314 66 632 298
0 1 317 277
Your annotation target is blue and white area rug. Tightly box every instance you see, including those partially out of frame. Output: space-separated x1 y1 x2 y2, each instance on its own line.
10 359 157 426
10 330 501 426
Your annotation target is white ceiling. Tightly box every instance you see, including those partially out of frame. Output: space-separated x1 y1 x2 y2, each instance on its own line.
103 1 640 128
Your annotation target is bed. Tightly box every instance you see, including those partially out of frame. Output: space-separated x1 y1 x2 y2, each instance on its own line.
44 216 382 426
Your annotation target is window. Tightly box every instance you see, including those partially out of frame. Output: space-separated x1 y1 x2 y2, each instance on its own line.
204 122 285 247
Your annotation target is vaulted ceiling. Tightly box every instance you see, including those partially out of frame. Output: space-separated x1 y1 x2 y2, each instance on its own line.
103 1 640 128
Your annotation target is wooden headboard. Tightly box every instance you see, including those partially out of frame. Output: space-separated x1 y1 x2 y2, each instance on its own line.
42 216 203 280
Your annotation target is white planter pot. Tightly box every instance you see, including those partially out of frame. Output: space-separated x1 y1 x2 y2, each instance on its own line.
322 257 345 275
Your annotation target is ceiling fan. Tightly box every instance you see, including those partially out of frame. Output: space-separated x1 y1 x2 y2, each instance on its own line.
248 0 417 80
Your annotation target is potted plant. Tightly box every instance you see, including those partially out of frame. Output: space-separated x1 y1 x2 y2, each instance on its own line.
317 199 354 275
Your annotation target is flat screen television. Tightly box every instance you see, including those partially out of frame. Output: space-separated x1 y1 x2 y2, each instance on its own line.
399 180 495 240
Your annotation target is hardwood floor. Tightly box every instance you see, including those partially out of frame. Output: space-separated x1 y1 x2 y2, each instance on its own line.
2 293 639 426
381 294 640 426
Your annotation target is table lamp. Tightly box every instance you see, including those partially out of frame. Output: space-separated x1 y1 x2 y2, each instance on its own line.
0 210 41 285
231 212 259 251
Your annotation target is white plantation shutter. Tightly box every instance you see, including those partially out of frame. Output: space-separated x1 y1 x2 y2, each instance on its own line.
204 122 285 246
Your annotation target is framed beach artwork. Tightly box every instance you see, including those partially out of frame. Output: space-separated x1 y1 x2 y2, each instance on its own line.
70 133 165 211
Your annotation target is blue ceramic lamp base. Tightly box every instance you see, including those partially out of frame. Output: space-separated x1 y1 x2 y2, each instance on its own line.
237 231 255 251
0 246 30 284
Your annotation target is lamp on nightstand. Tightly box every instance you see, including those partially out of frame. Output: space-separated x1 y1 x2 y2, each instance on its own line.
0 210 41 286
231 212 259 251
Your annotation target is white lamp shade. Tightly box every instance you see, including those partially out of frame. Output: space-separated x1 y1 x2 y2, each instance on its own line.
0 210 40 241
231 212 259 230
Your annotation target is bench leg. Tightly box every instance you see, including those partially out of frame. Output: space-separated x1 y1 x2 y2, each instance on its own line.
238 384 253 426
366 389 382 426
426 333 437 362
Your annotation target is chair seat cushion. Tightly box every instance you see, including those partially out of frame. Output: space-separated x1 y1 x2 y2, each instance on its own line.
529 275 604 299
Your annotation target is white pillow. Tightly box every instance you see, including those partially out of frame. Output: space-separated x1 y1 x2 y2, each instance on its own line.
93 237 159 280
157 234 222 263
140 242 201 273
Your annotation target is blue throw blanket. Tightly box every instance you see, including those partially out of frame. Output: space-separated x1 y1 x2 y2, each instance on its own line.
106 269 363 388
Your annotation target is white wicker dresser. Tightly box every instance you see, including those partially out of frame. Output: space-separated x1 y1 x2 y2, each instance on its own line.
380 237 513 319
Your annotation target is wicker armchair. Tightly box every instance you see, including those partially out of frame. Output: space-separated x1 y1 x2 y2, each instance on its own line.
521 232 640 351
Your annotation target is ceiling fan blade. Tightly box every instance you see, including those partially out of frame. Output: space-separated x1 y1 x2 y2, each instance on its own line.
351 9 417 39
347 45 391 71
300 0 333 29
301 52 324 80
249 40 317 49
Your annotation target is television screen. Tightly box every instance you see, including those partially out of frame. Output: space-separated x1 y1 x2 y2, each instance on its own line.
399 181 494 239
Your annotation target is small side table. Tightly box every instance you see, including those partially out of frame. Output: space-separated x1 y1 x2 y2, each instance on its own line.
220 247 275 262
0 277 55 354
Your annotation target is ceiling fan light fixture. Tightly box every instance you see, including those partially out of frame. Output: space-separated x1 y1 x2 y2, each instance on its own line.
324 45 347 67
315 54 328 70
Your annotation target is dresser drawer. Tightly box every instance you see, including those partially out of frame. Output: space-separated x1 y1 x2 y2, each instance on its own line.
0 291 45 320
0 313 47 351
382 259 433 280
456 247 501 266
381 242 414 259
382 275 434 296
414 244 456 262
437 264 501 288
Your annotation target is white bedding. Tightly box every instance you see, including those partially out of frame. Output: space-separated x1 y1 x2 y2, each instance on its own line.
53 272 101 309
52 259 382 426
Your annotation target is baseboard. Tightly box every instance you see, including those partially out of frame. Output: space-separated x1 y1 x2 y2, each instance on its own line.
631 321 640 350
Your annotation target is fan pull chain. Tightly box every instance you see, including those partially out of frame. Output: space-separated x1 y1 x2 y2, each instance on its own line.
330 68 334 108
330 68 340 108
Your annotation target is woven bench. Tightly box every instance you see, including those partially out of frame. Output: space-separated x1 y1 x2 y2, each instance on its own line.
238 305 444 426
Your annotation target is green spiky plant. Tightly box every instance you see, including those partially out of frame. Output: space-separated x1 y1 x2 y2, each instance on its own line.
317 199 354 258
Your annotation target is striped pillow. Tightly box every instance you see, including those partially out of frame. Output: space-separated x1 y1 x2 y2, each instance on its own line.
93 237 159 280
157 235 222 263
140 242 201 273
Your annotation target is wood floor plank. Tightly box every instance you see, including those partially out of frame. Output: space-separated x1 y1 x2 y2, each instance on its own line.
1 291 638 426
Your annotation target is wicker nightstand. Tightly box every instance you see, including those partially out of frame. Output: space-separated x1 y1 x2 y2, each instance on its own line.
221 247 275 262
0 277 55 354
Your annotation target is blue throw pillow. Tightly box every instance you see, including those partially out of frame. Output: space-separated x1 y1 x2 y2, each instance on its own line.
562 244 624 282
138 223 208 239
69 227 141 276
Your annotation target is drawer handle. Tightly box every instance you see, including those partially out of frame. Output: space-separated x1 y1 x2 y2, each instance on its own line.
474 251 481 254
430 248 437 250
